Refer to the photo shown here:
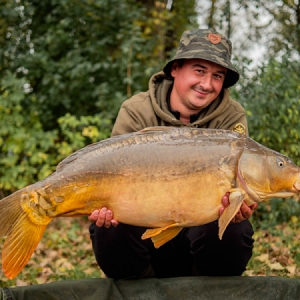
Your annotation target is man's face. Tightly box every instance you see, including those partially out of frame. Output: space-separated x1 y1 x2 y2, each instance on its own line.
170 59 227 112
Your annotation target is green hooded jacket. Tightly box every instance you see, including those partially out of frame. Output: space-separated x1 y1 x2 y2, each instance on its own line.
112 71 248 137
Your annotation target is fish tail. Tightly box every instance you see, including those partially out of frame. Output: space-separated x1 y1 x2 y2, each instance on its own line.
0 191 49 279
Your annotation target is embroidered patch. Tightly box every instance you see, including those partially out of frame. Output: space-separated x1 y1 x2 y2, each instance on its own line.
232 123 246 134
208 33 221 44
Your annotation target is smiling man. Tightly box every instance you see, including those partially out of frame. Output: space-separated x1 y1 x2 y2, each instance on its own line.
89 28 257 280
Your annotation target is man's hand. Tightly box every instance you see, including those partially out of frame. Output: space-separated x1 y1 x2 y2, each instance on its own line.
88 207 119 228
219 192 258 223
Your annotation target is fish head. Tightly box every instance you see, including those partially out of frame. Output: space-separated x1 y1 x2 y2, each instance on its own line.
238 146 300 202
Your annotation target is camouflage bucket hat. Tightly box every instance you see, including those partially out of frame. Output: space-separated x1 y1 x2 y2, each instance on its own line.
163 28 240 88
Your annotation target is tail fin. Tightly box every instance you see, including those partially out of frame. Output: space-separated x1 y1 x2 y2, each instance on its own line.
0 191 48 279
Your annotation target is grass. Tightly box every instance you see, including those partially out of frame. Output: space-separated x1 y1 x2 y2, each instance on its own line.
1 215 300 287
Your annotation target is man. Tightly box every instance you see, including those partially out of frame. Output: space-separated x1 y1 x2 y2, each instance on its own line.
89 28 257 279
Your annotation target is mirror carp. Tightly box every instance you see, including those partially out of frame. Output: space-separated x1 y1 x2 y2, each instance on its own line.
1 127 300 279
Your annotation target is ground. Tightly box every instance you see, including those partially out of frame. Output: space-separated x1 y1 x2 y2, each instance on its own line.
1 217 300 287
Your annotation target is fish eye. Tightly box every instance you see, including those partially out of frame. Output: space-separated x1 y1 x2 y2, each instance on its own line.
276 157 285 168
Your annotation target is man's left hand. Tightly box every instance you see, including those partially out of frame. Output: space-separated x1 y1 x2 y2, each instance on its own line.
219 192 258 223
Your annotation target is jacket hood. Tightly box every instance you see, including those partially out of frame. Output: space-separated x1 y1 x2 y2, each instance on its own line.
148 71 232 126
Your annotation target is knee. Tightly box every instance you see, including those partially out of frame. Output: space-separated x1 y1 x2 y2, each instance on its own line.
188 220 254 259
188 221 254 276
222 220 254 247
188 220 254 245
89 223 153 279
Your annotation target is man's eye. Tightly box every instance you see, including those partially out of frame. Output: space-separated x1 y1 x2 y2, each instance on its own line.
214 74 223 79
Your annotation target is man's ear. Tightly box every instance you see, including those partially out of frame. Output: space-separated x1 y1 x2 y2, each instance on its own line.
170 61 179 77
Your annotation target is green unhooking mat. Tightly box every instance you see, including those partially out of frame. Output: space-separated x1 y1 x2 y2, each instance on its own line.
1 276 300 300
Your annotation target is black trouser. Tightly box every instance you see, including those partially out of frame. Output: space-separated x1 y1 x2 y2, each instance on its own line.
89 220 254 279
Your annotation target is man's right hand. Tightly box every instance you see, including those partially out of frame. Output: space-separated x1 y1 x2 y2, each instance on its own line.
88 207 119 228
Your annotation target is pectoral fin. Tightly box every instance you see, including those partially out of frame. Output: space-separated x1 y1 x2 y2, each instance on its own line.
141 223 183 248
218 189 245 240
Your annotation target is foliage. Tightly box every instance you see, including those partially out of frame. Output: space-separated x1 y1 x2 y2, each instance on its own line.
0 0 198 132
233 55 300 163
0 71 58 194
0 71 111 196
237 0 300 56
197 0 300 63
231 55 300 229
1 0 145 130
56 113 111 160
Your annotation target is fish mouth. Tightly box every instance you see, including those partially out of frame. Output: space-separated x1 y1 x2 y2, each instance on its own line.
294 179 300 191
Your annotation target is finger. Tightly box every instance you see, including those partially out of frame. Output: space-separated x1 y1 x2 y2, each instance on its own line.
104 210 113 228
106 211 120 227
221 192 230 207
95 207 107 227
88 210 99 222
241 202 258 219
239 203 253 219
231 210 244 223
250 203 258 211
219 206 225 216
111 219 119 227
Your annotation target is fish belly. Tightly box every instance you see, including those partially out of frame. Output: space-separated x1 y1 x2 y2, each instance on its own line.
85 172 228 228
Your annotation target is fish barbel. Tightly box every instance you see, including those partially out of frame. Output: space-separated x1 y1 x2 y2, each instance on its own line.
1 126 300 279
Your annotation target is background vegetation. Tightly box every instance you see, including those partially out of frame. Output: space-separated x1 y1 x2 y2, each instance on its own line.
0 0 299 287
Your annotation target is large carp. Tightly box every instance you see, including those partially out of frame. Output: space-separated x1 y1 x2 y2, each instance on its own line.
1 127 300 279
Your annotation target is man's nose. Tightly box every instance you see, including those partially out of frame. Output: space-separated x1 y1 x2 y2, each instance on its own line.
200 75 213 90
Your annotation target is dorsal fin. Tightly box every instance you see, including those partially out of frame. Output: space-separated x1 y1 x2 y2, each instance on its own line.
140 126 174 133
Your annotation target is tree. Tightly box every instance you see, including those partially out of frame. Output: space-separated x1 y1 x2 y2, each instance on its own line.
0 0 198 130
233 55 300 160
197 0 300 63
1 0 146 129
243 0 300 56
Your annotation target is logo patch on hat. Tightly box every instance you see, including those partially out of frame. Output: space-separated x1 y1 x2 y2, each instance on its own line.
232 123 246 134
208 33 221 44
